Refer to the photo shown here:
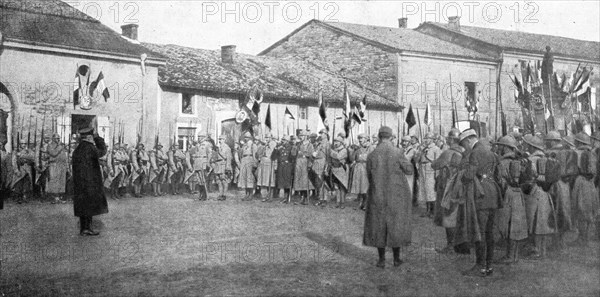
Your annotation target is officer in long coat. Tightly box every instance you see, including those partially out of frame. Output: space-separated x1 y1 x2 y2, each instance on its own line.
453 129 501 277
495 135 528 264
431 128 464 254
401 136 416 196
293 130 314 204
189 138 212 200
350 133 373 210
418 132 442 217
167 143 186 195
238 132 257 201
149 143 168 196
46 133 68 201
363 126 414 268
276 136 295 203
72 127 108 236
130 143 149 198
11 141 35 204
256 134 277 199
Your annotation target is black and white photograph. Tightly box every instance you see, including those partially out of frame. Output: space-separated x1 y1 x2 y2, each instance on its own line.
0 0 599 295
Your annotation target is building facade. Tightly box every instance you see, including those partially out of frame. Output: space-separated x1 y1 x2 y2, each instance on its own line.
0 0 165 152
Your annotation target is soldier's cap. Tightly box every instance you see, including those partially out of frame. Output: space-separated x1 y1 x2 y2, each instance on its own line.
378 126 393 138
337 132 346 138
401 136 411 142
334 136 344 143
495 135 518 149
424 132 434 140
218 134 226 140
523 135 545 150
319 129 329 135
281 135 290 141
242 132 253 139
574 132 591 145
298 130 308 137
562 135 575 147
545 131 562 141
447 128 460 139
264 133 273 139
357 133 368 139
78 127 94 136
309 133 318 139
52 133 60 139
371 134 378 139
458 129 477 143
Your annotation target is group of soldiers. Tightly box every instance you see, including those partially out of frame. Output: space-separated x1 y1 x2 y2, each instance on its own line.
427 127 600 277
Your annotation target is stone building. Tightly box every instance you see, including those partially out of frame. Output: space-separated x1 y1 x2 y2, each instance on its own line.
0 0 165 152
142 42 401 150
259 19 499 137
416 17 600 133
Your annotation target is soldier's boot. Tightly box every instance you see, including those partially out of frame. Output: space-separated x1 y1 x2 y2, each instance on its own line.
393 247 402 267
495 240 515 264
376 248 385 268
151 184 158 197
301 191 308 205
272 188 280 199
339 190 346 209
198 186 207 201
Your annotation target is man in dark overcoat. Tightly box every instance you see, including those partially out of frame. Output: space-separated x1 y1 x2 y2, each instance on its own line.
363 126 414 268
454 129 501 277
72 127 108 236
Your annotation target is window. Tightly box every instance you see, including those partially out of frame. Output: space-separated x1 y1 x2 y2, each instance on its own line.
181 93 194 115
299 106 308 120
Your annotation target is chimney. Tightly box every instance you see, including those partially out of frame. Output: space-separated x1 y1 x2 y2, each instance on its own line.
448 16 460 31
221 45 236 64
398 18 408 29
121 24 139 40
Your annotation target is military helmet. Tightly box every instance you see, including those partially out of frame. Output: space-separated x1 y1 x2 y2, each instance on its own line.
523 135 544 150
401 136 411 142
357 133 368 139
424 132 435 140
562 135 575 148
545 131 562 141
574 132 591 145
496 135 518 149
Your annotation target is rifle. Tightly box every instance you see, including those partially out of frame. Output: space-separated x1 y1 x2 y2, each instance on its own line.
27 110 32 148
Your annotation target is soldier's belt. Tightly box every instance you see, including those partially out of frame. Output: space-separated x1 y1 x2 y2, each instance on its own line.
242 155 253 157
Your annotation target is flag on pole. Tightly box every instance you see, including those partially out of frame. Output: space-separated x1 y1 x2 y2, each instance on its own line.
317 89 329 131
574 67 593 97
356 95 367 122
405 104 416 129
89 72 110 102
265 104 272 131
424 102 432 127
342 81 352 138
284 106 295 120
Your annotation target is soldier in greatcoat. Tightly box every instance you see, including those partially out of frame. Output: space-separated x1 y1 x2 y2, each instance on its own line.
431 128 464 254
330 136 349 209
276 136 295 203
571 132 599 246
349 133 373 210
72 127 108 236
417 132 442 217
522 135 556 259
130 143 150 198
238 132 258 201
293 130 314 205
189 137 212 200
312 129 330 206
1 146 13 206
452 129 501 277
494 135 528 264
149 143 168 196
401 136 416 196
11 141 35 204
167 143 185 195
35 134 51 199
363 126 414 268
212 135 233 201
545 131 577 250
256 134 277 200
46 133 68 202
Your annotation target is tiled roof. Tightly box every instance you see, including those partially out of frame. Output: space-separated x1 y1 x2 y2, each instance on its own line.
320 21 495 61
0 0 162 59
423 22 600 61
142 43 401 110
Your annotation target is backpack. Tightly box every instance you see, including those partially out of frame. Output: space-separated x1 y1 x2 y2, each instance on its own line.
576 149 597 177
536 156 561 191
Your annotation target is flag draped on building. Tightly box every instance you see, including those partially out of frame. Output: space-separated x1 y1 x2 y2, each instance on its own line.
424 102 432 128
265 104 272 131
89 72 110 102
73 65 90 110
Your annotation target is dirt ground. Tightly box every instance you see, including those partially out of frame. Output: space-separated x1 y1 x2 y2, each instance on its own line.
0 191 599 296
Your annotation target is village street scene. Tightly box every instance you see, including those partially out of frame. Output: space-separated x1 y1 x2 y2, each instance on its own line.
0 0 599 296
